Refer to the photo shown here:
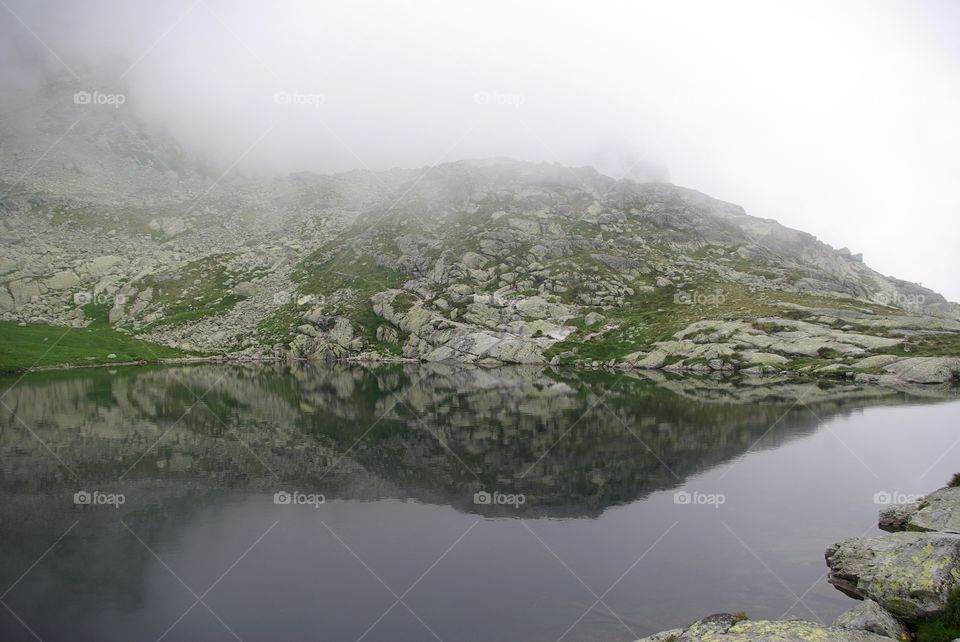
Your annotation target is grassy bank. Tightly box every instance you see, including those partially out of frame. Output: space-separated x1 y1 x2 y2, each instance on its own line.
0 312 187 374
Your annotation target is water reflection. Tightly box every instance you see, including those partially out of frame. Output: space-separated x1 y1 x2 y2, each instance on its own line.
0 364 956 641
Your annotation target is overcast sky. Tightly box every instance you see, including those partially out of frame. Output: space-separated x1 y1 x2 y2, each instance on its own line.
2 0 958 301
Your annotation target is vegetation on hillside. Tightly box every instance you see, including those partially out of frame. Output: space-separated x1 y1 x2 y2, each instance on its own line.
0 302 187 373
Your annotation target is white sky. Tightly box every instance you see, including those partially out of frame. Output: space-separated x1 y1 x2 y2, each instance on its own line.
3 0 959 301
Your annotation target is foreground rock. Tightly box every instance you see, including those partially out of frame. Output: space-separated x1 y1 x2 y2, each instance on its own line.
635 613 891 641
825 531 960 621
832 599 910 639
879 486 960 534
641 480 960 641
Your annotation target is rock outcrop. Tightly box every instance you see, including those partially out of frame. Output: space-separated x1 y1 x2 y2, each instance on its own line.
641 480 960 641
879 486 960 534
826 531 960 621
635 613 891 641
832 599 911 639
825 483 960 624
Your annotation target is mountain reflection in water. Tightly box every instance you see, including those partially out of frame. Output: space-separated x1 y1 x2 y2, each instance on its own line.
1 363 957 642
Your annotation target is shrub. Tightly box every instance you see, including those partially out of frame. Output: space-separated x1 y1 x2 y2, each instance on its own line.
916 587 960 642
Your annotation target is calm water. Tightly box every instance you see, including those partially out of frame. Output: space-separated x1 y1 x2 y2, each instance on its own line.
0 363 958 642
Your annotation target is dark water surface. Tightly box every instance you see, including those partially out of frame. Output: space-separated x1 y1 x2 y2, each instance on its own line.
1 363 958 642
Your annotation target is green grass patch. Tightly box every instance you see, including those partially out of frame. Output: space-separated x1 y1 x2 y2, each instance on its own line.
0 318 186 373
752 321 788 333
878 333 960 358
544 277 902 366
135 254 255 331
782 356 832 372
293 247 409 349
256 303 302 346
294 247 408 299
42 202 160 237
916 587 960 642
392 292 417 314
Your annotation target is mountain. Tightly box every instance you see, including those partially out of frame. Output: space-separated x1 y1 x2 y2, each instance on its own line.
1 80 959 380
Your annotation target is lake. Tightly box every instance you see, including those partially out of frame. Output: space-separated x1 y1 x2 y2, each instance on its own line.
0 363 958 641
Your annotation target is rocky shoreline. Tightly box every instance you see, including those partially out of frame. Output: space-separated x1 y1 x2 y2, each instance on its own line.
5 348 959 391
638 478 960 641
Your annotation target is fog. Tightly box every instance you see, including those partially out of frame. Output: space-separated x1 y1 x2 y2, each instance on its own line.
2 0 958 300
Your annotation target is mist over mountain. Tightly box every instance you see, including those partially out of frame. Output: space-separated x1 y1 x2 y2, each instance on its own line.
2 0 959 303
2 77 959 386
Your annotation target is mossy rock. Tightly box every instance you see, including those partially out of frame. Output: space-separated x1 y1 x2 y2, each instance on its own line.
826 532 960 622
637 613 892 641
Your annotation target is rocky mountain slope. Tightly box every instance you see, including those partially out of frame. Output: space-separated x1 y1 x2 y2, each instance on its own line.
2 81 959 380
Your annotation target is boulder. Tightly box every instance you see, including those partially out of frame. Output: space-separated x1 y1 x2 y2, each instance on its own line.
878 502 920 533
635 613 891 641
108 297 126 324
376 325 399 343
767 336 861 358
832 599 910 639
0 287 14 311
623 350 668 369
45 269 80 290
738 351 789 366
231 281 260 297
851 355 904 369
880 487 960 535
8 278 42 305
80 255 123 278
303 306 326 325
590 253 648 274
487 338 545 364
423 345 458 362
638 630 683 642
445 284 474 304
825 531 960 621
883 357 960 384
460 251 487 270
515 296 570 321
463 302 500 328
328 317 355 348
148 216 191 237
